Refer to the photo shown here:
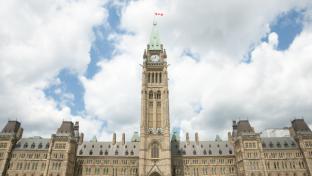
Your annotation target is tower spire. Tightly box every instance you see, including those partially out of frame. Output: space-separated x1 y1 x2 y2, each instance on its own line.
148 21 161 51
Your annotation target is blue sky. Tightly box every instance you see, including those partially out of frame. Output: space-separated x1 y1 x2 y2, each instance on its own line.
1 0 312 140
48 5 304 137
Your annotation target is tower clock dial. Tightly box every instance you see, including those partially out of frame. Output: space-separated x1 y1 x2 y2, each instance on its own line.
150 55 160 62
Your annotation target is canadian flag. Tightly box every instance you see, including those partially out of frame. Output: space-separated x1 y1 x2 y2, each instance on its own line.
155 12 164 16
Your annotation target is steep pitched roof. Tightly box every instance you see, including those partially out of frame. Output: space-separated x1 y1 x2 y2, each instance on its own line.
77 141 139 157
237 120 254 135
1 121 21 133
171 141 234 157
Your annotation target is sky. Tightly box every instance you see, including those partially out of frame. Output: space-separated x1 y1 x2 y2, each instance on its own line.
1 0 312 142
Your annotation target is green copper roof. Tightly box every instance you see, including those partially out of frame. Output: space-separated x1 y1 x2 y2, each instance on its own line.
148 21 162 50
90 135 97 142
171 131 180 142
131 131 140 142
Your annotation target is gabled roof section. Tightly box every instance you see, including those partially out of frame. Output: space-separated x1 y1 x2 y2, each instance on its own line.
171 141 234 157
148 21 162 51
1 120 21 134
237 120 255 135
261 137 298 150
77 141 139 157
292 119 311 133
56 121 74 136
14 137 50 151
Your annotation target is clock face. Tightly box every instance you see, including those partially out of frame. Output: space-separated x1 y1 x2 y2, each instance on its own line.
150 55 160 62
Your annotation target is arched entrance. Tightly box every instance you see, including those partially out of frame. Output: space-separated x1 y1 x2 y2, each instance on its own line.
150 172 161 176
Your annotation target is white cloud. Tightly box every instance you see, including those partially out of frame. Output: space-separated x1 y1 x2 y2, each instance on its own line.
0 0 107 137
83 0 312 141
1 0 312 142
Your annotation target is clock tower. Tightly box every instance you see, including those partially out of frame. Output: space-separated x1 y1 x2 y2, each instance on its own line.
139 22 171 176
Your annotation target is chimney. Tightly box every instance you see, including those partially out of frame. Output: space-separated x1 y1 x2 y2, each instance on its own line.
195 132 199 145
186 132 190 145
74 121 79 138
122 133 125 145
79 133 84 144
232 120 237 130
112 133 116 145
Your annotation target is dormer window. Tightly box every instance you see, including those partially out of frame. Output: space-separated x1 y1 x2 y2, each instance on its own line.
16 143 21 148
31 143 35 148
89 150 93 155
24 143 28 148
277 142 281 148
38 143 42 149
99 150 103 155
115 150 118 155
79 150 83 155
105 150 108 155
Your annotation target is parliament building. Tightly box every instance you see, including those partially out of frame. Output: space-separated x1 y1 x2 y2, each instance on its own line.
0 23 312 176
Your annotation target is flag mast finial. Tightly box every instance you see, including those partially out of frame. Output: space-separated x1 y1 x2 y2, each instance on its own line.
153 12 164 26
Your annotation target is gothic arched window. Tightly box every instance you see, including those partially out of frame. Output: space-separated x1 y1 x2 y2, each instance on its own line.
149 91 153 99
152 73 155 83
151 143 159 158
156 91 161 99
148 73 151 83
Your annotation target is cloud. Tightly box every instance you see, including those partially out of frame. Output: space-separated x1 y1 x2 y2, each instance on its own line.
1 0 312 142
0 0 107 136
172 30 312 140
83 0 312 141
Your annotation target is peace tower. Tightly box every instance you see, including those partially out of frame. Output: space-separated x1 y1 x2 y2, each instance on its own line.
139 21 172 176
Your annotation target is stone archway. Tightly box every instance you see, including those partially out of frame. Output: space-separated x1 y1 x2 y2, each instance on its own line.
150 172 161 176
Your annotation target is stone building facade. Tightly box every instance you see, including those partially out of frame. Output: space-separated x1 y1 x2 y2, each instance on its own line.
0 23 312 176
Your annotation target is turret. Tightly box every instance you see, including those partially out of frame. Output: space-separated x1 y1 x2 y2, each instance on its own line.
290 119 312 174
0 120 23 175
46 121 79 176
